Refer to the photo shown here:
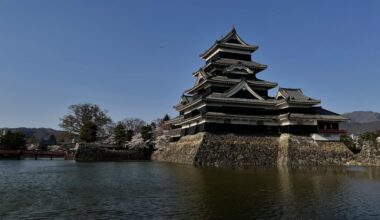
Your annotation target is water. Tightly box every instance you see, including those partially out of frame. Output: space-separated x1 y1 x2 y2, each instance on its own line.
1 160 380 219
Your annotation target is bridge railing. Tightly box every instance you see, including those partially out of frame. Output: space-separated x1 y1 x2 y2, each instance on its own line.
0 149 74 160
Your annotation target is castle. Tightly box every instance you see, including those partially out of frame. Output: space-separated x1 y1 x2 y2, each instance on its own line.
165 28 348 141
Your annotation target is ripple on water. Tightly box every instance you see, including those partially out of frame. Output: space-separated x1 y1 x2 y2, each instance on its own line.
1 161 380 219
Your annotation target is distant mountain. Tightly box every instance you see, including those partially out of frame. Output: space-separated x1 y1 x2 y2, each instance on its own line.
342 111 380 123
341 111 380 134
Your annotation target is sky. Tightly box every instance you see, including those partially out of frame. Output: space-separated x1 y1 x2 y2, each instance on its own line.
0 0 380 129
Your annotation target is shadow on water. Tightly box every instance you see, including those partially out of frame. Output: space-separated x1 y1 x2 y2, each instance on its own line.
1 161 380 219
170 165 380 219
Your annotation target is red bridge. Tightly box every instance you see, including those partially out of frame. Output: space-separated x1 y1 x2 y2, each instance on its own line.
0 149 75 160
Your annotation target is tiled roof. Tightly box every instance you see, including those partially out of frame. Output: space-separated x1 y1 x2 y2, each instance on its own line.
311 107 349 118
211 76 278 88
184 76 277 95
206 93 277 105
200 27 259 59
288 113 348 122
209 58 267 70
165 115 184 124
277 88 320 104
180 94 194 104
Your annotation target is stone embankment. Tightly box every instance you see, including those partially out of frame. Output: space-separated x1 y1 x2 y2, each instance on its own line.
75 133 380 166
280 134 354 166
353 141 380 166
151 133 204 165
152 132 371 168
75 144 152 162
194 133 278 167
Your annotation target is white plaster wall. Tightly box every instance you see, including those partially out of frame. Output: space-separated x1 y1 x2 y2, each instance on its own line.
311 133 340 141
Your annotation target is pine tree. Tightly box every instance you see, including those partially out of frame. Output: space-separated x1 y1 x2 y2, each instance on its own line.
0 131 26 150
141 125 153 141
163 114 170 121
114 123 127 146
126 130 134 142
80 121 97 143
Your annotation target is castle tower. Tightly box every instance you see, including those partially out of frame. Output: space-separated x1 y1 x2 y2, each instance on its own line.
166 28 348 141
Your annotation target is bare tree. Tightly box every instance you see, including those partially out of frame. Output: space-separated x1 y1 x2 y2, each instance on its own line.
100 122 116 139
151 118 164 137
59 104 112 138
151 114 171 137
121 118 146 133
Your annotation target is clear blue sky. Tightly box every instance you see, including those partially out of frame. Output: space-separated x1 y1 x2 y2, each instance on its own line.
1 0 379 129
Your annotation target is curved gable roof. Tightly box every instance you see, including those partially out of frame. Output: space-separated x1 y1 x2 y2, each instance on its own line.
224 80 264 100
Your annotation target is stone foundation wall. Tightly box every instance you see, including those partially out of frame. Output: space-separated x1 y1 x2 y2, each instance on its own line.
151 132 205 165
152 133 279 167
76 136 380 166
193 133 279 167
285 135 354 166
153 132 358 168
355 141 380 166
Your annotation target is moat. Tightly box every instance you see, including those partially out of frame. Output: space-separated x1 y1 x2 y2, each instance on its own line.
1 160 380 219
